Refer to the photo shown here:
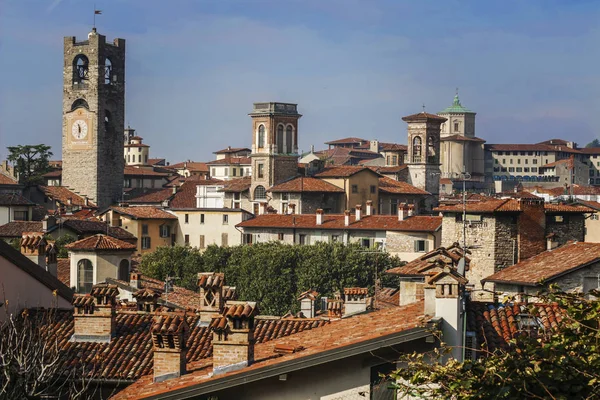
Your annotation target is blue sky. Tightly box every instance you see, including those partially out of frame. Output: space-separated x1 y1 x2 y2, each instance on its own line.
1 0 600 162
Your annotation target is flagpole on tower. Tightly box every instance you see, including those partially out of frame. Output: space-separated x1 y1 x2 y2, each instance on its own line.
93 6 102 29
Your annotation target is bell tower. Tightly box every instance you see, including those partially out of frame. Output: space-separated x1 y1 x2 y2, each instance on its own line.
403 111 446 207
62 28 125 209
249 102 301 206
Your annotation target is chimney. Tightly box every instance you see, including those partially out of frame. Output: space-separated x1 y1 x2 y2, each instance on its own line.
172 186 177 195
151 313 190 382
327 291 343 318
398 203 406 221
83 195 89 206
289 203 296 214
72 283 118 343
355 205 362 221
212 301 258 375
67 197 72 206
297 290 319 318
133 288 160 312
369 139 379 153
20 233 47 270
316 209 323 225
258 202 267 215
424 267 467 362
546 234 558 251
407 204 415 217
343 287 368 316
45 242 58 277
365 200 373 216
344 210 351 226
198 272 225 325
130 272 141 289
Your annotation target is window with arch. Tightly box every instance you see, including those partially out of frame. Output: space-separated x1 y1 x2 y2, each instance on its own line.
71 99 89 111
118 259 129 281
412 136 422 162
427 136 436 156
73 55 89 83
258 125 265 148
104 58 113 84
285 125 293 153
454 121 459 132
254 185 266 200
104 110 112 133
276 125 284 153
77 259 94 293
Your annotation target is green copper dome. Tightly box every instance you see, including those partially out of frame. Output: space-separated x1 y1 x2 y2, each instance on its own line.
439 94 475 114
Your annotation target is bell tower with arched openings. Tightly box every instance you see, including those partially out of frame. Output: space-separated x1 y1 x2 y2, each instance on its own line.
249 102 301 209
62 28 125 209
403 111 446 209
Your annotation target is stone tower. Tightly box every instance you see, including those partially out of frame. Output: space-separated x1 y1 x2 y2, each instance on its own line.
437 91 476 138
62 28 125 209
249 102 301 205
402 111 446 205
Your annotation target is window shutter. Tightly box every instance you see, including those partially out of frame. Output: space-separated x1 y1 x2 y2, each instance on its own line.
221 233 228 247
199 235 205 249
424 240 429 252
414 241 418 252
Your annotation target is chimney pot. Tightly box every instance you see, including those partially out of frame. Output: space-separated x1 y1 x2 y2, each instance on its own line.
366 200 373 216
289 203 296 214
316 209 323 225
72 283 118 343
355 205 362 221
398 203 406 221
407 204 415 217
130 272 141 289
344 210 351 226
152 313 189 382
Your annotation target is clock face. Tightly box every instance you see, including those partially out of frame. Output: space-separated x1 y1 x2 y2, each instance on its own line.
71 120 88 140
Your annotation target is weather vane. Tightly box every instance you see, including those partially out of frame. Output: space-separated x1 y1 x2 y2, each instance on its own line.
422 103 426 112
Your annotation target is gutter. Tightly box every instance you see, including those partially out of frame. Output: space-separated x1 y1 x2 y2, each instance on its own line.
144 324 436 400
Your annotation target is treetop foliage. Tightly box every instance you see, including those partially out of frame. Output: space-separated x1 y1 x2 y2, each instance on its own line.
7 144 53 186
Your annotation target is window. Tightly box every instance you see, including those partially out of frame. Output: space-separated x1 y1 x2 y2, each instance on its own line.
254 185 266 200
298 234 308 245
516 167 522 172
454 121 459 132
145 154 148 163
258 163 264 178
160 224 170 238
142 237 151 249
351 185 358 193
185 214 189 224
532 167 538 172
361 238 372 248
232 168 237 177
199 235 205 249
510 159 513 164
524 167 530 172
414 240 428 252
517 159 521 164
386 156 391 165
533 159 537 165
525 159 528 165
509 167 515 172
200 214 205 224
142 224 149 235
184 234 190 245
278 233 284 240
258 125 265 148
495 159 498 164
331 235 339 242
77 259 93 293
233 193 241 209
221 233 228 247
223 214 229 224
13 211 28 221
286 125 293 153
392 155 398 165
276 125 284 153
370 185 376 194
118 259 129 281
502 159 506 164
211 168 216 176
412 136 422 162
552 215 565 223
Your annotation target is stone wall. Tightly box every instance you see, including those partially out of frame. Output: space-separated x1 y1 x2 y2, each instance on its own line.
517 200 546 262
546 214 585 245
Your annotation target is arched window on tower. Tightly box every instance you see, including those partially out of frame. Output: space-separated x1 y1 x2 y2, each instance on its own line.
118 259 129 281
71 99 89 111
285 125 293 154
73 55 89 84
412 136 422 163
104 110 112 133
77 259 94 293
276 125 284 153
258 125 265 148
454 120 459 133
427 136 436 163
104 58 113 84
254 185 266 200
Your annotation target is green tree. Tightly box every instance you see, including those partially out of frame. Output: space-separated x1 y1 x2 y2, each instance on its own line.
7 144 53 186
391 288 600 399
138 245 203 290
585 138 600 148
53 234 77 258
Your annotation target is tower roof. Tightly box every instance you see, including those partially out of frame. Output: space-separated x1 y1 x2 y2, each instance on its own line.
439 94 475 114
401 112 447 123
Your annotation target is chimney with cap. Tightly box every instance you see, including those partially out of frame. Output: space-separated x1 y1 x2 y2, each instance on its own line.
198 272 225 324
297 290 319 318
133 288 161 312
130 272 141 289
72 283 118 343
45 242 58 277
20 233 47 270
398 203 406 221
151 313 190 382
407 204 415 217
316 209 323 225
366 200 373 216
289 203 296 214
327 291 343 318
355 205 362 221
344 210 351 226
343 287 368 316
212 301 259 375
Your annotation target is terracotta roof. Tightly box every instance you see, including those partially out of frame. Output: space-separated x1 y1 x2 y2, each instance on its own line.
375 287 399 309
344 287 368 296
169 179 225 209
314 166 379 178
65 234 137 251
355 142 408 152
368 165 408 174
0 193 34 206
324 137 367 145
386 244 468 277
124 143 149 148
198 272 225 289
124 166 171 177
0 173 18 185
213 147 251 154
541 185 600 197
123 188 173 204
169 162 209 173
147 158 166 166
38 186 97 208
544 203 594 213
440 178 453 184
66 208 97 219
268 177 345 193
378 176 429 195
42 169 63 178
578 147 600 155
297 289 319 301
483 241 600 286
485 143 582 154
467 301 563 353
500 190 541 200
237 214 442 233
402 112 447 122
60 219 136 240
435 197 523 213
57 258 70 286
440 134 486 143
575 200 600 210
206 157 251 166
316 147 381 166
110 206 177 220
0 221 43 238
113 301 426 399
221 176 251 193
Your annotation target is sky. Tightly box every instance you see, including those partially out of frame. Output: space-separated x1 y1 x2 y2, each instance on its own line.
1 0 600 163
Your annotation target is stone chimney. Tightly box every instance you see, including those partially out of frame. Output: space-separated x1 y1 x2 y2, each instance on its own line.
289 203 296 214
297 290 319 318
20 233 47 270
130 272 141 289
365 200 373 216
133 288 161 312
45 242 58 277
398 203 406 221
344 210 351 226
343 287 368 316
327 292 343 319
151 313 190 382
424 267 467 362
72 283 118 343
198 272 225 324
407 204 415 217
316 209 323 226
355 205 362 221
212 301 259 375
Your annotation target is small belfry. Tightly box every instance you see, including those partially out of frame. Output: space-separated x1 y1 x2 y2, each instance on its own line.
62 28 126 209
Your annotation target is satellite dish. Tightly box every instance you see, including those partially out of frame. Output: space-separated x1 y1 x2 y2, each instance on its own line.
457 257 466 277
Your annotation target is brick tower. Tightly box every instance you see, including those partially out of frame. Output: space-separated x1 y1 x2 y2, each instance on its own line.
249 102 301 209
62 28 125 209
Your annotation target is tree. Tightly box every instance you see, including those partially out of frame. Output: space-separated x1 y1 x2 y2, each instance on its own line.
585 139 600 148
391 288 600 399
7 144 53 186
53 233 77 258
138 245 204 290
